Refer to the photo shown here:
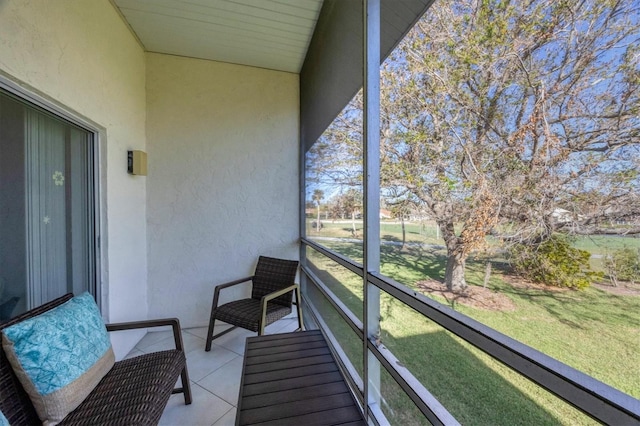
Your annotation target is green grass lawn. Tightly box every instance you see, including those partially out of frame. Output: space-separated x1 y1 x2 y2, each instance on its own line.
308 219 640 281
305 237 640 425
572 234 640 253
308 219 640 257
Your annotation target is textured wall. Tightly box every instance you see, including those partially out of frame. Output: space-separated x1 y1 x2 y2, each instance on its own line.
0 0 147 358
146 53 299 327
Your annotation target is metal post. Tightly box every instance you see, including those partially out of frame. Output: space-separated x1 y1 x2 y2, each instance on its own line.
299 113 308 300
363 0 381 421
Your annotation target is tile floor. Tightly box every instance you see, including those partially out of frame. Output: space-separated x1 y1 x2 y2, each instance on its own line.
124 314 302 426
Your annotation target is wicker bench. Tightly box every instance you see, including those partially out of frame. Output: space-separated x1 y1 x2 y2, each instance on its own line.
0 294 192 426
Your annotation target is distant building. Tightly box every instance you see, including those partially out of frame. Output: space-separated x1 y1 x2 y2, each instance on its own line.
551 208 585 223
380 209 392 219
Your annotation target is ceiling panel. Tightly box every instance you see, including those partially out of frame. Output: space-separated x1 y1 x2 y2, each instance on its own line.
112 0 324 73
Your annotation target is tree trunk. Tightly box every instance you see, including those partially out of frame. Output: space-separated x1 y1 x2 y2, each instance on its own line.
401 216 406 250
316 205 321 232
483 262 492 288
351 212 357 236
439 220 467 291
444 252 467 291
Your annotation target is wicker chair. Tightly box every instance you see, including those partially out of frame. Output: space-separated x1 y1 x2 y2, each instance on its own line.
0 294 192 426
205 256 304 351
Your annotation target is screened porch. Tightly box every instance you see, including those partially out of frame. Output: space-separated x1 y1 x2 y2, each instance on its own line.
0 0 638 425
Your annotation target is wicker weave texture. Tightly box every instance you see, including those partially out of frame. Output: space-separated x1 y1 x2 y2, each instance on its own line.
215 299 292 332
0 294 188 426
60 350 185 426
251 256 299 306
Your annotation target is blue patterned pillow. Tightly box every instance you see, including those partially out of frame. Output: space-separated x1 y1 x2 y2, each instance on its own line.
0 410 8 426
1 293 115 425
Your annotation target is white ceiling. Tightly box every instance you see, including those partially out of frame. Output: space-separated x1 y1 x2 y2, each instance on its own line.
111 0 324 73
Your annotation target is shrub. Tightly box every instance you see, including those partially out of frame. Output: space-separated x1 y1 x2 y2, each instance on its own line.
604 248 640 285
508 234 601 290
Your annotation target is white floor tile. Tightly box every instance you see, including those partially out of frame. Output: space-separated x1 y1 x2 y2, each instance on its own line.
135 329 174 349
123 348 145 359
212 408 236 426
185 324 232 340
159 383 232 426
184 327 209 340
211 328 253 355
140 332 204 355
198 356 244 405
186 345 239 382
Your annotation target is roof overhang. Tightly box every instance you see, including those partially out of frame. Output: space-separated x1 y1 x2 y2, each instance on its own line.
111 0 324 73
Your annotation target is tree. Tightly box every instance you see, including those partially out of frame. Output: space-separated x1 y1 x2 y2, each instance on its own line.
509 234 602 289
379 0 640 290
335 189 362 237
312 189 324 232
306 93 364 234
305 91 363 193
604 247 640 285
385 188 415 250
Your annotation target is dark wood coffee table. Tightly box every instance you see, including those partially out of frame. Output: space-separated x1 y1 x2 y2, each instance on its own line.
236 330 366 425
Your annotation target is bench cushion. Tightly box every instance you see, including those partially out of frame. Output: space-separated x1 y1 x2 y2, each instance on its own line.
2 293 114 425
60 350 185 426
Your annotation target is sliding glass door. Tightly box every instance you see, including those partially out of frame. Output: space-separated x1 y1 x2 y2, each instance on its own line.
0 90 97 319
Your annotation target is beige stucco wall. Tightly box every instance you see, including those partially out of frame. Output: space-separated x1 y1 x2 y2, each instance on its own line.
0 0 147 357
146 53 299 327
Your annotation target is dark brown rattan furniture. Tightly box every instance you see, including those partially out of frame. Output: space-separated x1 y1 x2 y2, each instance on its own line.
0 293 192 426
205 256 303 351
236 330 366 425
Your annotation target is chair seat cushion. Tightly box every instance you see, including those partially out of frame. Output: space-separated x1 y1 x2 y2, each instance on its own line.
215 299 292 332
59 350 185 426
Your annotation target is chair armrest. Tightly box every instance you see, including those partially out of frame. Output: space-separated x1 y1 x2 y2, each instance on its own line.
212 275 254 311
106 318 186 352
259 284 300 334
216 276 255 291
261 284 299 304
